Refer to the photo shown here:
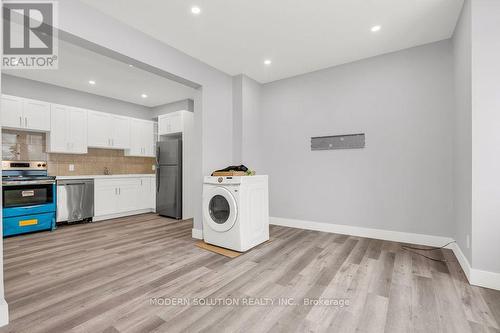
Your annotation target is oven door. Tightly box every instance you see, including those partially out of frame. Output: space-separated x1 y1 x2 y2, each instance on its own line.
2 182 55 209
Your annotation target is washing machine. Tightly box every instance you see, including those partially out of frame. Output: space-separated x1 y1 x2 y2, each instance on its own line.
202 175 269 252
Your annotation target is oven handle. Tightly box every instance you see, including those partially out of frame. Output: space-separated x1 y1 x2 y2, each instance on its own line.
15 205 49 210
2 180 56 186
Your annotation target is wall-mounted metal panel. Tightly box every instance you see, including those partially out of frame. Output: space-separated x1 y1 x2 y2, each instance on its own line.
311 133 365 150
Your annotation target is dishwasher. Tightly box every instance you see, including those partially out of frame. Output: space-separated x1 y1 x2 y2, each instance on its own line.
57 179 94 223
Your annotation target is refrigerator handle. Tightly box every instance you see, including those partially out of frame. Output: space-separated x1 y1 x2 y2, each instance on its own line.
156 144 160 165
156 166 160 192
156 144 160 192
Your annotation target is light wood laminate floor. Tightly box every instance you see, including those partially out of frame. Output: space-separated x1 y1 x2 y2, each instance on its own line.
0 213 499 333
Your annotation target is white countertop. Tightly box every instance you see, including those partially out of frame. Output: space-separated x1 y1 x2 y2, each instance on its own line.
56 174 155 180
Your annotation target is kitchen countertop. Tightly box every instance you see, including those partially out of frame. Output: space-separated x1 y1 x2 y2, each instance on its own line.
56 174 155 180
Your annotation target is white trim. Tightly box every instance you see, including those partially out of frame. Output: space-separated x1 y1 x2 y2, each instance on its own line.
93 209 155 222
192 228 203 239
270 217 453 247
449 242 471 281
470 268 500 291
0 298 8 327
270 216 500 291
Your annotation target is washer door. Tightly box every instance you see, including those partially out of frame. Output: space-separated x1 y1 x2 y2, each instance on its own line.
203 187 238 232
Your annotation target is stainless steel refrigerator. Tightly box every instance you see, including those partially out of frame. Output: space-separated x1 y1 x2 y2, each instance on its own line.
156 135 182 219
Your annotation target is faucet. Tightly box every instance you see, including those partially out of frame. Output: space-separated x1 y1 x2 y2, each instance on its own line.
104 167 111 175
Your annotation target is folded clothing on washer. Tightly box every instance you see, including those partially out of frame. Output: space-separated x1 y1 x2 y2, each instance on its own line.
211 165 252 176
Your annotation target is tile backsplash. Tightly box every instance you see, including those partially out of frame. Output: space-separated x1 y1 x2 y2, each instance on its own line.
2 130 47 161
2 130 155 176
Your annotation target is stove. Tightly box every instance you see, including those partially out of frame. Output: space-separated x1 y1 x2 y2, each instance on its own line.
2 161 56 237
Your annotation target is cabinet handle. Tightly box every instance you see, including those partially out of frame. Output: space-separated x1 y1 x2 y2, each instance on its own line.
19 116 22 127
118 187 121 195
25 117 27 128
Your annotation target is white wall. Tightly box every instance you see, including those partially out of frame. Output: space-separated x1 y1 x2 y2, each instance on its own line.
56 0 234 232
0 14 8 327
452 0 472 263
232 74 262 170
232 75 243 164
471 0 500 274
241 75 262 171
2 74 153 120
259 41 455 237
151 99 194 119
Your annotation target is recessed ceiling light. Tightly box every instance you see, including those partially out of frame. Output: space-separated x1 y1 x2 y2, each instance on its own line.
128 64 134 68
264 59 272 66
191 6 201 15
141 94 148 98
88 80 96 85
371 25 381 32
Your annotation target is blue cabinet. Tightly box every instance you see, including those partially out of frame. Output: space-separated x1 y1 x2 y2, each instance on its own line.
3 212 55 237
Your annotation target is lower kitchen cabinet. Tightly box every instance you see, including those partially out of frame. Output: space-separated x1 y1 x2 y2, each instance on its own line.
94 177 155 219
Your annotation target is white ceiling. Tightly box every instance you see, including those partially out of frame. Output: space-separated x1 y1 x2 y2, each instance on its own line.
80 0 464 83
3 39 197 107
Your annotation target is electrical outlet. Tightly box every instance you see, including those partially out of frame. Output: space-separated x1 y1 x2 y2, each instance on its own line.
152 164 156 171
69 164 75 172
466 235 470 249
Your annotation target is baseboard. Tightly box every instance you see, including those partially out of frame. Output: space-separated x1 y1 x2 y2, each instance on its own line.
270 216 500 291
0 298 8 327
452 242 500 290
192 228 203 239
470 268 500 291
270 217 453 247
449 242 471 282
93 209 155 222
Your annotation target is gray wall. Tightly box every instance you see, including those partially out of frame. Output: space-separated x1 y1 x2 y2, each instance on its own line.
471 0 500 274
259 40 455 237
1 74 153 120
151 99 193 119
452 0 472 264
232 74 262 169
232 75 243 163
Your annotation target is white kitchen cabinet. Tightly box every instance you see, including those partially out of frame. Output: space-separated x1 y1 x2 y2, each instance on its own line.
23 98 51 131
94 177 155 219
1 95 23 128
94 179 121 217
139 177 155 209
70 108 88 153
87 111 109 148
48 104 88 154
158 111 184 135
87 111 130 149
111 115 131 149
1 94 50 131
125 119 155 157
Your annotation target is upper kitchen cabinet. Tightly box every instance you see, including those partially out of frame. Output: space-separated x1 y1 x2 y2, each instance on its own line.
125 118 155 157
87 110 130 150
47 104 88 154
1 94 50 131
158 111 186 135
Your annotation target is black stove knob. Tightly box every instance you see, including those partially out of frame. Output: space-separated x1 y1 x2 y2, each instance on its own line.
37 164 41 167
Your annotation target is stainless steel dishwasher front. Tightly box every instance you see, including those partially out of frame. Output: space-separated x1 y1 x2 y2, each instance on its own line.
57 179 94 223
